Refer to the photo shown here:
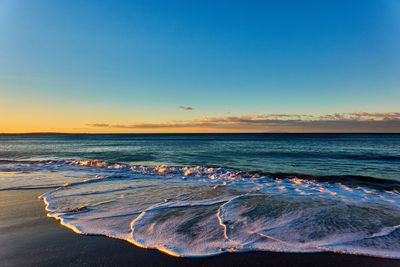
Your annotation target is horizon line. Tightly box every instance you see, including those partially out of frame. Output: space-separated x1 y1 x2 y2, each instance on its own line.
1 132 400 135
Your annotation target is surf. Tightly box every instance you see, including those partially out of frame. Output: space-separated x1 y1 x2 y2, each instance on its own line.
16 159 397 259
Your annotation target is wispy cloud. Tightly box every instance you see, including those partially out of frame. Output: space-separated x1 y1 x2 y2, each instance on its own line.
89 123 110 127
86 112 400 132
178 106 193 110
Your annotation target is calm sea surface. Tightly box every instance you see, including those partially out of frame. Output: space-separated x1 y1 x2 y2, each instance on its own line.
1 134 400 258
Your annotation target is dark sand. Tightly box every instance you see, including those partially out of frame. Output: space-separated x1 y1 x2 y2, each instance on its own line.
1 189 399 267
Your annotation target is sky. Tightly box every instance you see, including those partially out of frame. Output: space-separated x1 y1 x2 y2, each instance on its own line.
1 0 399 133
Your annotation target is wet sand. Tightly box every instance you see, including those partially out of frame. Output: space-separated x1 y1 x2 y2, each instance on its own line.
1 189 399 267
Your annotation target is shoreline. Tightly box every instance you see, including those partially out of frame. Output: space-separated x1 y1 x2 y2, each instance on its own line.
1 189 399 266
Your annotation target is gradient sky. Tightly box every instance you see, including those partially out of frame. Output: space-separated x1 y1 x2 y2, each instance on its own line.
1 0 399 133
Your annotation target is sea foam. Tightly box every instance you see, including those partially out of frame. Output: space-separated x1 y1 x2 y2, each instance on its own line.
33 160 400 258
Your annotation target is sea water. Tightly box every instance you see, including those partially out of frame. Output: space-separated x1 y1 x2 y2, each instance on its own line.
1 133 399 258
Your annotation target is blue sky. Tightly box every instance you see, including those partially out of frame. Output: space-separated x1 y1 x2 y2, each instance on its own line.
0 0 399 132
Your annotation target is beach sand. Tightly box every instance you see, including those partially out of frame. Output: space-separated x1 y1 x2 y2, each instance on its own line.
1 189 399 267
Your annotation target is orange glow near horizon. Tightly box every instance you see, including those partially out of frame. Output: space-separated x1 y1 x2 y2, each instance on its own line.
1 98 399 134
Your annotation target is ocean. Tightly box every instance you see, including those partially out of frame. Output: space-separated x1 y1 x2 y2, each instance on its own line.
1 133 399 258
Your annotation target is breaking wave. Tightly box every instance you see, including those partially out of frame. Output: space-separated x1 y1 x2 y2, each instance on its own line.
1 159 389 259
1 159 400 258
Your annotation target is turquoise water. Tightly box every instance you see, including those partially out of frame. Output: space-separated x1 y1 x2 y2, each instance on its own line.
1 134 400 258
1 133 400 180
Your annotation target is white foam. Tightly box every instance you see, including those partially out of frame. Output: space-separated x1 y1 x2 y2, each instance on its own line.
3 159 400 258
35 160 400 258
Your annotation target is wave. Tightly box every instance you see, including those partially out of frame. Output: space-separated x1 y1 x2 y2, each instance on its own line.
0 159 388 258
344 154 400 161
2 158 400 258
2 159 400 191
